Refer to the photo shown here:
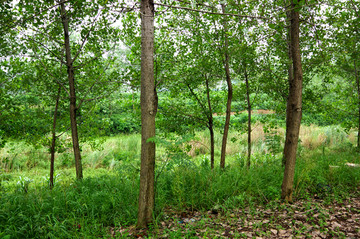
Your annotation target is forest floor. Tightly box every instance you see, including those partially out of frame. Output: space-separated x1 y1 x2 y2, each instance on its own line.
113 195 360 238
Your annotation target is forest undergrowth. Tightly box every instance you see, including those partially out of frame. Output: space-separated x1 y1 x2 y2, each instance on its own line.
0 125 360 238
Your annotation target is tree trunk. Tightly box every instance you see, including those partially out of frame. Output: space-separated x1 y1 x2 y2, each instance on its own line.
220 4 233 169
60 0 83 180
281 0 303 202
206 77 215 169
137 0 157 229
49 86 61 189
282 4 294 167
244 68 251 168
354 60 360 150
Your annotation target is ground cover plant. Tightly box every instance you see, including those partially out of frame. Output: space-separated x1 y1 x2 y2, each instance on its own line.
1 124 360 238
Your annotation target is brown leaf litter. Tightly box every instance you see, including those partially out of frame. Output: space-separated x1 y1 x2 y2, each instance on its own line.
111 196 360 238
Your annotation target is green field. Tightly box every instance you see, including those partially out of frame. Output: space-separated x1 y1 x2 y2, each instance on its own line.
1 124 359 238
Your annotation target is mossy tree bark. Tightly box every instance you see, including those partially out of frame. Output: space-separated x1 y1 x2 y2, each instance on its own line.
137 0 157 229
281 0 303 202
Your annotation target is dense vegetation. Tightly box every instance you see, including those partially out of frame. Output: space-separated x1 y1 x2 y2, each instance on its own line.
1 0 360 238
1 126 360 238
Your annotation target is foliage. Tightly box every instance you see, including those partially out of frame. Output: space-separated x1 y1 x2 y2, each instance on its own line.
1 0 360 236
1 140 360 237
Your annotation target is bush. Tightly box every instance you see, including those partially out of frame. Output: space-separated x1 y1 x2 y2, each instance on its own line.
109 114 140 134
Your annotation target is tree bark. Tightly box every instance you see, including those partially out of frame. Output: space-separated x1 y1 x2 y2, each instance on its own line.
49 86 61 189
282 3 294 167
206 77 215 169
354 60 360 150
244 67 251 168
60 0 83 180
137 0 157 229
281 0 303 202
220 4 233 169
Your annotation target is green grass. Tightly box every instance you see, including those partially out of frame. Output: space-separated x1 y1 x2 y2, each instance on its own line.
0 125 359 238
0 168 139 238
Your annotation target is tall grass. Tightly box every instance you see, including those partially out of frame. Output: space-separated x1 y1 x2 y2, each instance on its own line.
0 134 142 172
0 125 355 173
0 125 359 238
1 148 359 238
0 168 139 238
82 134 141 169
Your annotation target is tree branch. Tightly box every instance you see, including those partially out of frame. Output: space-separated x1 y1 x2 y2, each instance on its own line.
0 73 19 87
2 0 72 33
71 9 102 64
186 83 210 121
26 35 66 65
31 45 70 97
154 2 268 20
76 51 115 110
28 27 64 46
350 0 360 18
73 54 102 70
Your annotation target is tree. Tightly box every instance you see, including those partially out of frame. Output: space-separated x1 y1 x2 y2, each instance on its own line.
325 0 360 149
137 0 157 228
0 0 17 57
281 0 303 202
49 86 61 189
230 2 264 168
59 0 83 179
220 3 233 169
12 0 123 180
149 3 225 169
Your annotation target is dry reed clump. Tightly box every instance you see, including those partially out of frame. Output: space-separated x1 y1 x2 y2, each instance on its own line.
185 140 209 157
251 123 268 143
184 124 354 157
301 133 327 149
300 125 319 149
347 130 357 144
230 123 267 145
299 125 336 149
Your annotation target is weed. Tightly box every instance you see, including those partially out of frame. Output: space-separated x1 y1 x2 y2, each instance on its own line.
16 176 33 193
0 124 359 237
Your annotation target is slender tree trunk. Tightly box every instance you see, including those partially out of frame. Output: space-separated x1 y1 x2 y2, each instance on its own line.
132 92 136 114
49 86 61 189
244 68 251 168
354 60 360 150
282 6 294 167
60 1 83 180
209 126 215 168
220 4 233 169
137 0 157 229
206 77 215 169
281 0 303 202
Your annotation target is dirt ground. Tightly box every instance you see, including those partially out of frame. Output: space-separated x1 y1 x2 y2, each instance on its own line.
114 196 360 238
